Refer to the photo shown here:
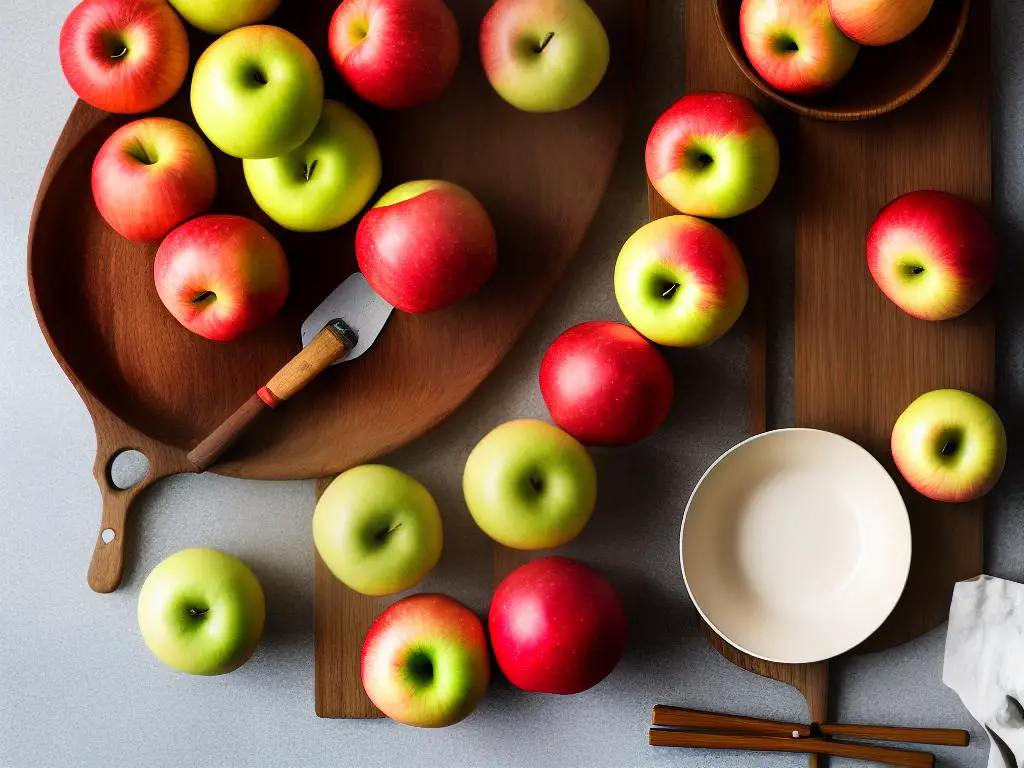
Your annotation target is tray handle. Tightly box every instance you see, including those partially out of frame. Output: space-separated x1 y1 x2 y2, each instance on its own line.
87 439 184 593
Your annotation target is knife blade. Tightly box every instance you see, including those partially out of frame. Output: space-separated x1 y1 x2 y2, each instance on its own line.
187 272 394 471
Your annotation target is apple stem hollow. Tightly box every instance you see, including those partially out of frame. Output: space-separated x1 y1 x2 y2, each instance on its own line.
529 474 544 492
191 290 216 305
536 31 555 53
661 282 680 299
188 607 209 619
304 160 318 182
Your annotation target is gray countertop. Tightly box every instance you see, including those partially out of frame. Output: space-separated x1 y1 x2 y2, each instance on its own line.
2 1 1022 766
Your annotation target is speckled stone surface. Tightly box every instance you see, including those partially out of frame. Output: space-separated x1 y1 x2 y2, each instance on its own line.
1 1 1021 766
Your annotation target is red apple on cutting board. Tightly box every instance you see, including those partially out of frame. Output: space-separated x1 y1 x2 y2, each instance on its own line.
329 0 460 109
867 190 997 321
92 118 216 243
154 215 290 341
356 180 497 313
489 556 627 694
362 593 491 727
59 0 189 114
540 321 674 446
739 0 858 96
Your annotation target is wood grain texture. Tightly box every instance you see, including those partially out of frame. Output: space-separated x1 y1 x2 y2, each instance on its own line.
187 394 268 472
313 477 386 719
793 0 991 652
714 0 970 121
29 0 643 593
264 323 351 402
649 730 934 768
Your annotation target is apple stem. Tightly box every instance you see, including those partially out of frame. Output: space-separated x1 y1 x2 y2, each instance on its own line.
191 290 216 305
304 160 318 182
536 32 555 53
375 522 402 542
662 283 680 299
110 46 128 59
188 607 209 619
529 475 544 492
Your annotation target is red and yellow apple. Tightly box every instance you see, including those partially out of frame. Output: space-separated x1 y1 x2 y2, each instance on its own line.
362 594 490 727
489 556 627 694
479 0 609 113
867 190 997 321
154 215 290 341
891 389 1006 503
355 180 497 313
92 118 216 243
615 215 748 347
540 321 674 446
828 0 932 46
329 0 460 109
59 0 189 114
646 92 779 219
739 0 859 95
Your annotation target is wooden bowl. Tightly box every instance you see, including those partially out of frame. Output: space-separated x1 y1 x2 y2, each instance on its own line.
714 0 970 121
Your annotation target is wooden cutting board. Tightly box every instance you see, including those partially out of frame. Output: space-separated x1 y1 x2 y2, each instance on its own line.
311 0 647 718
652 0 992 752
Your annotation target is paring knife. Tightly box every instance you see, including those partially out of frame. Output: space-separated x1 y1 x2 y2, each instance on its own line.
188 273 393 471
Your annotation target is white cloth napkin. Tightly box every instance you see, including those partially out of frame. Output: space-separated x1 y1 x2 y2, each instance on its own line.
944 575 1024 768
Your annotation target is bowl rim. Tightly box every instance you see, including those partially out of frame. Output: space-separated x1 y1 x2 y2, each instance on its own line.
678 427 912 664
713 0 972 121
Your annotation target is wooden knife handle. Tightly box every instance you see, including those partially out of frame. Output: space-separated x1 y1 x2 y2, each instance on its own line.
187 322 356 471
648 730 934 768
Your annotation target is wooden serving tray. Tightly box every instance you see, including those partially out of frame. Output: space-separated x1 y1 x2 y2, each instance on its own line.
29 0 642 593
655 0 992 750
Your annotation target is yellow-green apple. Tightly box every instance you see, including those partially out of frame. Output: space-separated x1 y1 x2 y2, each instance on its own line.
137 548 265 675
828 0 932 45
329 0 460 109
313 465 443 596
59 0 189 114
646 92 780 219
190 26 324 159
463 419 597 550
489 556 626 694
362 594 490 727
867 190 997 321
355 180 497 313
614 215 748 347
243 101 381 233
168 0 280 34
739 0 858 95
540 321 674 446
91 117 216 243
479 0 609 113
154 215 289 341
891 389 1006 503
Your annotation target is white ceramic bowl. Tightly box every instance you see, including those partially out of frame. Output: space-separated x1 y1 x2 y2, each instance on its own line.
680 428 911 664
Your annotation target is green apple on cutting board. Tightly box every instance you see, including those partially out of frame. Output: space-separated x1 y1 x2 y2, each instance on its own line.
362 593 490 727
168 0 280 34
463 419 597 550
314 465 443 596
190 25 324 159
614 215 749 347
243 100 382 232
891 389 1006 503
479 0 610 113
138 548 266 675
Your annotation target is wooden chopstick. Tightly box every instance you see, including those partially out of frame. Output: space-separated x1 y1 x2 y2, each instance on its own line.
652 705 970 747
649 729 934 768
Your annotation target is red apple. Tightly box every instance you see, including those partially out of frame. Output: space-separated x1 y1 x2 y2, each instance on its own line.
355 180 497 313
154 215 290 341
489 556 627 694
59 0 189 114
867 190 997 321
92 118 216 243
329 0 460 109
362 594 491 727
540 321 674 446
739 0 858 96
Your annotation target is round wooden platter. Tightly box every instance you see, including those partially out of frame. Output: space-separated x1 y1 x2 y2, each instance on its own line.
29 0 645 592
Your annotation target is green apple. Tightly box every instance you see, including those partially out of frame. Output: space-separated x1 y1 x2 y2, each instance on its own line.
168 0 280 34
243 100 381 232
891 389 1006 503
137 548 265 675
463 419 597 549
479 0 610 113
313 465 443 596
190 25 324 159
